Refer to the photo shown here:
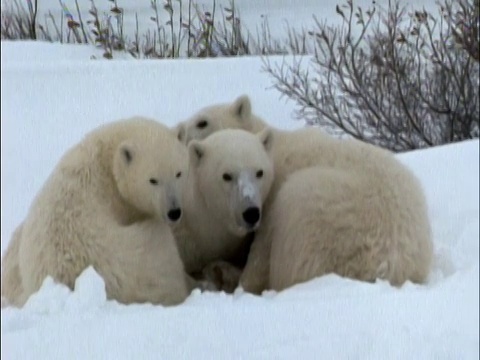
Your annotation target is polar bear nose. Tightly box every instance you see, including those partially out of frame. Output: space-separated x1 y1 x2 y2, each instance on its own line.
242 207 260 227
167 208 182 222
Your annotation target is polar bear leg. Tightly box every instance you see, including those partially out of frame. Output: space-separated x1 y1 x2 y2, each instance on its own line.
96 219 190 306
239 230 272 295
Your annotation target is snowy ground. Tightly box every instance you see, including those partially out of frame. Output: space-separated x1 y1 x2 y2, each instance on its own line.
1 0 479 357
2 40 479 360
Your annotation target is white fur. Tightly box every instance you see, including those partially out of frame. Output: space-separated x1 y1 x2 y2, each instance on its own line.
172 128 274 275
176 94 266 145
238 171 259 202
1 118 192 307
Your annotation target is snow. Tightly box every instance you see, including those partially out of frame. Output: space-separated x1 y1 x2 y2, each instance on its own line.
1 0 479 357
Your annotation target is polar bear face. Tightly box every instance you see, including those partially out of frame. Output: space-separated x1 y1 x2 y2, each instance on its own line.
177 95 263 144
188 128 274 236
113 131 188 223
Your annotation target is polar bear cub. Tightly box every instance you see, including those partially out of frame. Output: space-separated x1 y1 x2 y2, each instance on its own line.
173 128 274 277
2 118 192 307
176 95 267 145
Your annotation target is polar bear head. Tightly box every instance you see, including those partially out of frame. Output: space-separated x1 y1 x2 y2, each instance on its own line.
176 95 266 144
113 120 188 223
188 128 274 236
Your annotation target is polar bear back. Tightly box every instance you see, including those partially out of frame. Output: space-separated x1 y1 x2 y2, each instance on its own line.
268 155 433 290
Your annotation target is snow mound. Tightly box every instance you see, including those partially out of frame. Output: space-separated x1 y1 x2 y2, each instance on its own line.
21 266 107 315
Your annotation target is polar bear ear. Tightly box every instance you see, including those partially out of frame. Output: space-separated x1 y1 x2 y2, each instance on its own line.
257 127 274 152
231 95 252 121
175 123 187 144
118 142 135 165
188 140 206 166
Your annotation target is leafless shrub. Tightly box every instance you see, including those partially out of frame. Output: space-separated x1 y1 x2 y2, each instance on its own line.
187 0 252 57
27 0 38 39
445 0 479 61
37 11 63 42
1 0 37 39
86 0 127 58
264 0 479 151
1 0 302 59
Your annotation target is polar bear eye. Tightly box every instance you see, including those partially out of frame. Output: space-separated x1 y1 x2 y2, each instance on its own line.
149 178 159 185
176 171 182 178
222 173 233 182
256 170 264 179
197 119 208 129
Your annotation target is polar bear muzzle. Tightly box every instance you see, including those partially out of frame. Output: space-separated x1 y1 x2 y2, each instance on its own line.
164 183 183 223
234 171 263 230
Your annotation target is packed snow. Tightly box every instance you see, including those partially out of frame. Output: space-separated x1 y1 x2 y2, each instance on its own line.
1 0 479 358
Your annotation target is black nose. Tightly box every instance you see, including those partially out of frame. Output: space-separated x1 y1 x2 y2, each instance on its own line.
167 208 182 222
242 207 260 226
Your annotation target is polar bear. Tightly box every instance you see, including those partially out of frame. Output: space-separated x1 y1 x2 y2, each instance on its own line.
172 128 274 281
2 118 192 307
266 145 433 291
176 95 267 144
177 96 434 293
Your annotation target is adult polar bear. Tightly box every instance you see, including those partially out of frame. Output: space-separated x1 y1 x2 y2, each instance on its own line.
177 95 434 293
2 118 191 307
